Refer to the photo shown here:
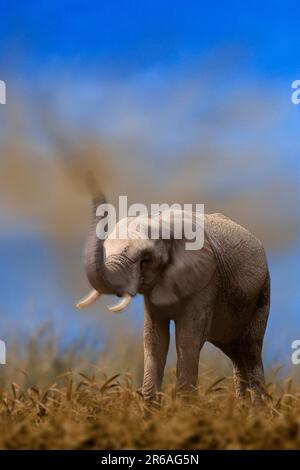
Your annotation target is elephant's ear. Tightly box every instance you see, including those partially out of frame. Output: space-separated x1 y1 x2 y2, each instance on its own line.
150 231 217 306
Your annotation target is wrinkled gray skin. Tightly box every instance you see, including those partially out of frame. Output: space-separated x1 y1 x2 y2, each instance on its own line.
82 189 270 403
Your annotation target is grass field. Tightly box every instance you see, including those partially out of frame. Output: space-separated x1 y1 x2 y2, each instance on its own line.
1 327 300 450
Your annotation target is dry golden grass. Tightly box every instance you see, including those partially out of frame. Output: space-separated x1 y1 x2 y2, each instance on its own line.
1 327 300 450
2 373 300 450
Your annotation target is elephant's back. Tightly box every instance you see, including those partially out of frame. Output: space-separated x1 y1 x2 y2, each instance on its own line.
204 213 268 304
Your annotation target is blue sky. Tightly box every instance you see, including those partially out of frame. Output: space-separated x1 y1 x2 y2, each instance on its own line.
1 0 300 78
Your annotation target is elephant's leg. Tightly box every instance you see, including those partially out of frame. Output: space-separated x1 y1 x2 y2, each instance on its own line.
175 304 211 394
216 279 270 403
142 309 170 401
232 357 248 399
238 278 270 403
239 346 266 403
218 340 266 403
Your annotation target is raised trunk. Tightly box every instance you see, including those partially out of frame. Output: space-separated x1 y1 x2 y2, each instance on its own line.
84 183 115 295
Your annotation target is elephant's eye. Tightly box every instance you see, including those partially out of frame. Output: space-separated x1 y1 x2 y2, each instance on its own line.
141 253 152 267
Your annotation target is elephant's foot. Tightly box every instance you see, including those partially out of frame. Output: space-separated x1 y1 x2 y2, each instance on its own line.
234 374 270 406
141 383 163 407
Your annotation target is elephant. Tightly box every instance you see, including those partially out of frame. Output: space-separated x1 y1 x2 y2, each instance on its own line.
77 182 270 403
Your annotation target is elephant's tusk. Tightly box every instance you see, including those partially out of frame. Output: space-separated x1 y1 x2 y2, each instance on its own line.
76 289 102 309
109 293 132 313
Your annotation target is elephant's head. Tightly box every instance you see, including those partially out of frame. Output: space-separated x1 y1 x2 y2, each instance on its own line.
77 183 216 312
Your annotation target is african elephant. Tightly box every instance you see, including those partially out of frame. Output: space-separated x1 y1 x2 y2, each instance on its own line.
77 183 270 403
